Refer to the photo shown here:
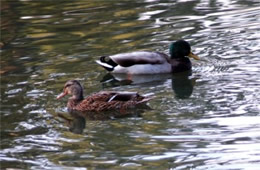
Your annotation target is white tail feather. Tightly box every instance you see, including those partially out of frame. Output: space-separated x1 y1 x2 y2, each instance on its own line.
95 60 113 69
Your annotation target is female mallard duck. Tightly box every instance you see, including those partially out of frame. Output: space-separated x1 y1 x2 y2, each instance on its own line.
57 80 153 112
96 40 200 74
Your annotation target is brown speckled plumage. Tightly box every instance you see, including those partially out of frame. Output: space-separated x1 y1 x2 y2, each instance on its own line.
57 80 153 112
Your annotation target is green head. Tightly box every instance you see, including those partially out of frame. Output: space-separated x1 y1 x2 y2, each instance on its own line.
169 40 200 60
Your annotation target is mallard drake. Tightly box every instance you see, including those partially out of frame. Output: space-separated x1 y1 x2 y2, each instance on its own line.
96 40 199 74
57 80 153 112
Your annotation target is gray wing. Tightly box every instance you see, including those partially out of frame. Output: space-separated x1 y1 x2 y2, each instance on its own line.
110 51 169 67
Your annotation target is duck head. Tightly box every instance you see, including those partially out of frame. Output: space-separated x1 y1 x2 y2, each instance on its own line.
57 80 84 101
169 40 200 60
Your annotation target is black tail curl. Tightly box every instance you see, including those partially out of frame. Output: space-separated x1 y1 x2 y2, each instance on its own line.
99 56 118 71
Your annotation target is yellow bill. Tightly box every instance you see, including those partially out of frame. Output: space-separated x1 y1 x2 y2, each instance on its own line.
188 52 200 60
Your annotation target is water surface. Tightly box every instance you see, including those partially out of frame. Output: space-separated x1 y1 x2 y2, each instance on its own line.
1 0 260 169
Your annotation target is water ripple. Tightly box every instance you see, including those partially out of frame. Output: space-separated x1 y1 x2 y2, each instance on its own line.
1 0 260 169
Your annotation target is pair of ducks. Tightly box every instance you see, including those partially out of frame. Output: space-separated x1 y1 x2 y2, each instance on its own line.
57 40 200 112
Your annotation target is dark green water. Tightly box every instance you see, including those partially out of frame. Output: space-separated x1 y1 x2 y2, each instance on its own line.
1 0 260 169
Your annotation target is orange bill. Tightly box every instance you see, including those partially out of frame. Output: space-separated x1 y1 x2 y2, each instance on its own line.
188 52 200 60
57 91 67 99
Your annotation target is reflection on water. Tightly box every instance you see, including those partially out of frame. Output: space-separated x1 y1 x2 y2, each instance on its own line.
171 71 196 99
100 73 171 87
101 71 196 99
58 108 146 135
1 0 260 169
58 112 86 134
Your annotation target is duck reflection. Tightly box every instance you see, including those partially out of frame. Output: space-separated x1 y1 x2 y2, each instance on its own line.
58 111 86 134
100 71 196 99
58 108 147 134
100 73 171 88
171 71 196 99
